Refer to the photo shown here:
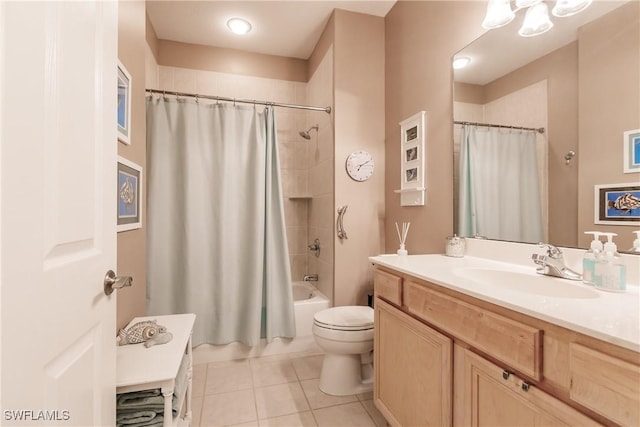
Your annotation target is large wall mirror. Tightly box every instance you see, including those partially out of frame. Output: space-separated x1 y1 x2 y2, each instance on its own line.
453 0 639 251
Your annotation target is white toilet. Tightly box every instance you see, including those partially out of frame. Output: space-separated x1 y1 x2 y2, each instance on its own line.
312 306 374 396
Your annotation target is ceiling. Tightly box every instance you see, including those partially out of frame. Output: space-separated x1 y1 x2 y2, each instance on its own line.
146 0 397 60
454 1 628 85
147 1 628 80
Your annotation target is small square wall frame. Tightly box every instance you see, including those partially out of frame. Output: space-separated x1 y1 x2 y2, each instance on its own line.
395 111 426 206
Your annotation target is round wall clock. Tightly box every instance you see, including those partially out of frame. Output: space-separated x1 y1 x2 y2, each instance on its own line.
345 150 375 182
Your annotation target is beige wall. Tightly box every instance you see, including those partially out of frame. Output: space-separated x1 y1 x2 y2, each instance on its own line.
157 40 307 83
578 2 640 251
145 12 159 63
333 10 385 306
483 42 579 247
454 82 484 105
117 0 147 331
385 1 486 254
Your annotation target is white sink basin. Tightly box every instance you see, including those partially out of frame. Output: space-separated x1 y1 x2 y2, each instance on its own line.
455 268 600 299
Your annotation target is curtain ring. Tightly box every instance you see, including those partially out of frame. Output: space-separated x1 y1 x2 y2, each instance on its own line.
195 95 199 104
233 98 236 107
162 90 166 99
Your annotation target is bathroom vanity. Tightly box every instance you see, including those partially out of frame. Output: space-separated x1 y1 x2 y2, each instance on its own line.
370 254 639 427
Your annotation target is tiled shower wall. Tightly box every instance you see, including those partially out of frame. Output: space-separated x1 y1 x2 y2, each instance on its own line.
146 48 315 282
307 47 335 303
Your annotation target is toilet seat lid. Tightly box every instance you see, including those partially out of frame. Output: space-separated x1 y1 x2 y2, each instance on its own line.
313 306 374 330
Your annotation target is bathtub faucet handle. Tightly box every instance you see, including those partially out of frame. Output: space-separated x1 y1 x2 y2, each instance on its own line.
303 274 318 282
308 238 320 258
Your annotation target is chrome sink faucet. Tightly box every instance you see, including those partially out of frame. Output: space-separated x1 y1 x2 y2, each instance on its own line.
531 243 582 281
303 274 318 282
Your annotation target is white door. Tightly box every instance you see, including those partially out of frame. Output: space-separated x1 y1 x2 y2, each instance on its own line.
1 1 118 426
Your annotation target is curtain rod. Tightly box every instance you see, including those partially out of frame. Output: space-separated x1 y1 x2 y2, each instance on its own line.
146 89 331 114
454 120 545 134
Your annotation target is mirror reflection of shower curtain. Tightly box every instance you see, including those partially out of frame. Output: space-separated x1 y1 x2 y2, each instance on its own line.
146 97 295 347
458 125 544 243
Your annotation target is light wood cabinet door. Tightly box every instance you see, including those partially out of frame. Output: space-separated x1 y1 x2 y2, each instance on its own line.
374 298 452 427
459 348 601 427
569 343 640 426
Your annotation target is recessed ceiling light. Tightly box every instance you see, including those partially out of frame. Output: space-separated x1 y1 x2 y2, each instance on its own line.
227 18 252 35
453 57 471 69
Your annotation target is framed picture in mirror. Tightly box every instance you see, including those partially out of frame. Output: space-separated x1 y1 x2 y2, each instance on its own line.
623 129 640 173
594 183 640 226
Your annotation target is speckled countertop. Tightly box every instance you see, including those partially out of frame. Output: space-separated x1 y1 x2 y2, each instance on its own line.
369 253 639 353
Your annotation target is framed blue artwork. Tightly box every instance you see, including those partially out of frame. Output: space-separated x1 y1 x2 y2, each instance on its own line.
117 157 142 232
594 183 640 226
623 129 640 173
117 61 132 145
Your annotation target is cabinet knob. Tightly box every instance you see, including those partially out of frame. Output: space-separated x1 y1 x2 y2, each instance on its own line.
521 382 530 392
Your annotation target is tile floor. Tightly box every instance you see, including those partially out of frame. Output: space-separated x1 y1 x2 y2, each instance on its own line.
190 351 388 427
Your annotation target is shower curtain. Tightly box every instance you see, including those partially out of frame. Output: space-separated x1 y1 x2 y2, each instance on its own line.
458 125 544 244
146 97 295 347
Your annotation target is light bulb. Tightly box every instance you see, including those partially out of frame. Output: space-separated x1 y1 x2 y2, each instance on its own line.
519 2 554 37
482 0 515 29
552 0 592 17
453 57 471 69
515 0 543 10
227 18 252 35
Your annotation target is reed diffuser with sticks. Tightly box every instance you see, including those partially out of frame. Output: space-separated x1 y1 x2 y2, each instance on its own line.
395 222 410 256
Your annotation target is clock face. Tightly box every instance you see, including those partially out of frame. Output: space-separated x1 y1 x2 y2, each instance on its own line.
345 150 375 182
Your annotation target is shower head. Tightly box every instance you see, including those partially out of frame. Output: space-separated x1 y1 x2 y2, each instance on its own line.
299 125 319 140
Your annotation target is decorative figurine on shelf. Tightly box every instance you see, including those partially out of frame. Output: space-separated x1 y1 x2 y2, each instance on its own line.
117 320 169 346
144 331 173 348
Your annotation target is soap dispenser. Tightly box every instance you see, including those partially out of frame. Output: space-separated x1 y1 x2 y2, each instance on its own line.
629 231 640 253
582 232 602 285
594 232 626 292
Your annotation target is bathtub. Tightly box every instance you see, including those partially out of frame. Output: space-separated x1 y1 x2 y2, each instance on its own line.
292 281 331 336
193 281 330 364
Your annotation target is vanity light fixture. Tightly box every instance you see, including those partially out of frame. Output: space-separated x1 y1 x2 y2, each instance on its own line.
482 0 591 37
519 2 554 37
515 0 543 8
551 0 592 17
452 57 472 69
482 0 515 29
227 17 252 35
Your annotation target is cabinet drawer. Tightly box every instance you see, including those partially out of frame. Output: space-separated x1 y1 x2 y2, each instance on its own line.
569 343 640 426
404 280 542 380
374 269 402 306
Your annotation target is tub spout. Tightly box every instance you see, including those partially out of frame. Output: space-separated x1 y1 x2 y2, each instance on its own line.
303 274 318 282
